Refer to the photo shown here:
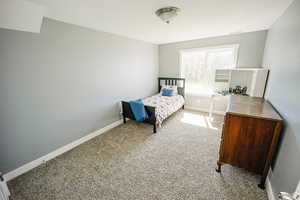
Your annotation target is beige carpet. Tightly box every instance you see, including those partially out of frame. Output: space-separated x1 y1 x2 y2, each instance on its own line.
8 110 268 200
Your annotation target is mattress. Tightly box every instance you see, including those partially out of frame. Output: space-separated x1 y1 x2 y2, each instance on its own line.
142 94 185 126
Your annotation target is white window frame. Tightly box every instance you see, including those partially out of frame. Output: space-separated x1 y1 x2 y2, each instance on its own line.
179 44 240 78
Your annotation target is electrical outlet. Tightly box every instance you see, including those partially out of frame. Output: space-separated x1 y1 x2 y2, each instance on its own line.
294 181 300 199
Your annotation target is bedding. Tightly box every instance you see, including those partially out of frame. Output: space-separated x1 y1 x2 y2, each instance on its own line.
142 94 185 126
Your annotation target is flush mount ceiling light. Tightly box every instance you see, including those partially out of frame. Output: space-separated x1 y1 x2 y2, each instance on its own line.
155 7 180 24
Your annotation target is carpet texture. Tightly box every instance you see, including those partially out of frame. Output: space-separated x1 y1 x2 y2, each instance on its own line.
8 110 268 200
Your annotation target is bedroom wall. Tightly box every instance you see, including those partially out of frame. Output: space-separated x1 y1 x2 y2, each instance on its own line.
159 30 267 113
0 18 159 174
159 30 267 77
262 0 300 197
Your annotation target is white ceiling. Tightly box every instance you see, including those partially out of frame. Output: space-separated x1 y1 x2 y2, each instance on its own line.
0 0 44 33
28 0 294 44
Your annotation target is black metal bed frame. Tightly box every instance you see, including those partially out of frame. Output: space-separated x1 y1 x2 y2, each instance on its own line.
121 77 185 133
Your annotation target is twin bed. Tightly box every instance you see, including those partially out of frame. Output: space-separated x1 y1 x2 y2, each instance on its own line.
121 77 185 133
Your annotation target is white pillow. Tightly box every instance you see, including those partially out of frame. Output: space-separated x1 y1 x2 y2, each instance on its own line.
160 85 178 96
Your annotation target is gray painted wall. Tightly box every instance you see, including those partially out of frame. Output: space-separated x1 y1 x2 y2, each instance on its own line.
159 30 267 77
262 0 300 196
0 18 158 174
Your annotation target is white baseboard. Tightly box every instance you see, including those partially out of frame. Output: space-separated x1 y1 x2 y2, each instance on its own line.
3 119 123 181
185 106 225 115
266 170 276 200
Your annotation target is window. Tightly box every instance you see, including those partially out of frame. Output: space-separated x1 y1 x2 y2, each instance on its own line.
180 44 239 95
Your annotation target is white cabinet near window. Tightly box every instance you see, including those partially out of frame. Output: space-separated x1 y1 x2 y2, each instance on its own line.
249 69 269 97
215 68 269 97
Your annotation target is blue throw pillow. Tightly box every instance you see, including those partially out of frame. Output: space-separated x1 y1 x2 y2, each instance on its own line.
162 88 173 96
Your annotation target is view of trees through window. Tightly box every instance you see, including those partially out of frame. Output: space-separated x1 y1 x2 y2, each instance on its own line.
180 45 238 95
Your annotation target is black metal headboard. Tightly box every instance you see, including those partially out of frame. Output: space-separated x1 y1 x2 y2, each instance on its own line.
158 77 185 97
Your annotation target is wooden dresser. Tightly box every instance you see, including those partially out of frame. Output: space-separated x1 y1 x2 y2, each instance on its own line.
216 95 283 189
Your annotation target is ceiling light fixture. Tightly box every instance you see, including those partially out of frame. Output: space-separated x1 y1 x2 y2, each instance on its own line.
155 7 180 24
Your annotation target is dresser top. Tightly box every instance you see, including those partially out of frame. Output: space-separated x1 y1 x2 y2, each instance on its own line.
227 95 282 121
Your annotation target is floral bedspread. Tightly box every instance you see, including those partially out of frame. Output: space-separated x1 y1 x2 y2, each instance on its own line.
142 94 185 126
